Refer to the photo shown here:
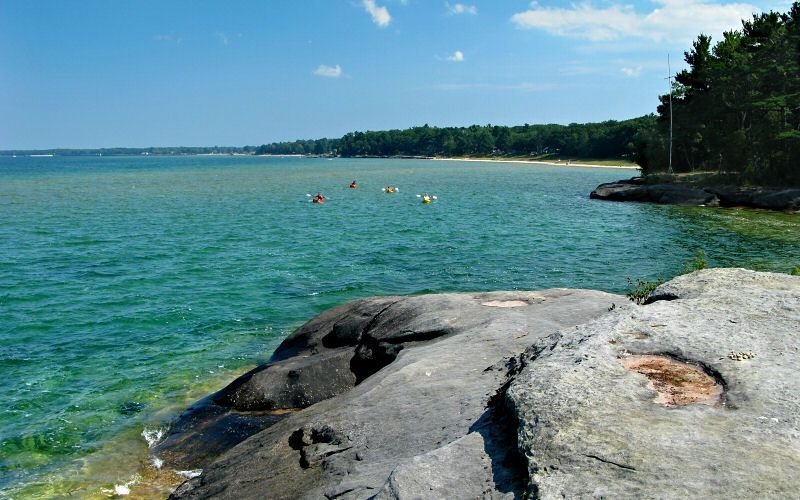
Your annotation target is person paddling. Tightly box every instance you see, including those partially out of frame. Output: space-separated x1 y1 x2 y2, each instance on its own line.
312 192 326 203
349 180 357 189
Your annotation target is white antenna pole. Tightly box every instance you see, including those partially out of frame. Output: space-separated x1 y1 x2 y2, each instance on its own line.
667 54 674 175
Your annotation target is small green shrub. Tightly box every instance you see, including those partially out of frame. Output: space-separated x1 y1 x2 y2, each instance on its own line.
627 251 707 305
791 266 800 276
626 278 664 305
682 250 707 274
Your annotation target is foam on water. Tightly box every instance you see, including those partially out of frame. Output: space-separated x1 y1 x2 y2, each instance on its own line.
101 475 139 496
176 470 203 479
141 427 166 449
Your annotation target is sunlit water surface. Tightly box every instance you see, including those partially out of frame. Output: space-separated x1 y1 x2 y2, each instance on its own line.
1 155 798 497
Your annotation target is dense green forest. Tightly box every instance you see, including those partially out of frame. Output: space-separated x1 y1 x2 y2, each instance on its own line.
639 2 800 185
254 116 654 160
253 138 339 156
4 116 652 159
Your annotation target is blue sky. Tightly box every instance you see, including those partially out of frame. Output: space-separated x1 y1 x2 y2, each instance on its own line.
0 0 791 149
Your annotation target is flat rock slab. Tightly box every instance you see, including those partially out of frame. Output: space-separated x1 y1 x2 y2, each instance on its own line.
590 179 718 206
508 268 800 498
591 178 800 210
169 289 621 499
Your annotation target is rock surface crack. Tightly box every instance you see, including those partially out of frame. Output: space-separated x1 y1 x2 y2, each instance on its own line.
584 454 637 471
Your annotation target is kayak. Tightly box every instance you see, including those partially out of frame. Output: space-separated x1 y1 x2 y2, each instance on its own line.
422 196 433 203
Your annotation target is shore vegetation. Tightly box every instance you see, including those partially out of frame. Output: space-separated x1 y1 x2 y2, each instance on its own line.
248 118 654 163
637 2 800 186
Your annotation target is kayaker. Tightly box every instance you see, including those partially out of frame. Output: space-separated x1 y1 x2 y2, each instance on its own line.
349 180 357 189
312 192 325 203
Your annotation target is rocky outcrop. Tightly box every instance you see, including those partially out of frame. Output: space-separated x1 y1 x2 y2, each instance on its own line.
590 178 719 206
163 269 800 499
508 268 800 498
161 289 621 498
153 296 404 468
712 186 800 210
591 177 800 210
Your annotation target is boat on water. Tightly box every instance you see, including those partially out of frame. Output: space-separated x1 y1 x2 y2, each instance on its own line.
383 186 398 193
419 193 437 204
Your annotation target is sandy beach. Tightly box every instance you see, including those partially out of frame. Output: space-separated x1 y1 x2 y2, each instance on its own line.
431 157 640 170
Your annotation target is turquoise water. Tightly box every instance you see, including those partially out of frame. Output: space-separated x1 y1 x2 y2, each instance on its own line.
1 155 799 497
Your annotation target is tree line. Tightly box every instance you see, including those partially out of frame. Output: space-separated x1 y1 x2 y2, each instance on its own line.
638 2 800 185
254 116 655 160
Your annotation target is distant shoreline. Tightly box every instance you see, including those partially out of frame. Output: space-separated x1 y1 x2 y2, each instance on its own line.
430 157 640 170
2 152 640 170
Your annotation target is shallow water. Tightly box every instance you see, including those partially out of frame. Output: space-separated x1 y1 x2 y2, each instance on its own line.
1 155 798 497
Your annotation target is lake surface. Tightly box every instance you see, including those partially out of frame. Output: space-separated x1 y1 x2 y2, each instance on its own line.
2 155 799 497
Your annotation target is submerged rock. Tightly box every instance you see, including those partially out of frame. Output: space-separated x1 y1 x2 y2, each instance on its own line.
163 269 800 499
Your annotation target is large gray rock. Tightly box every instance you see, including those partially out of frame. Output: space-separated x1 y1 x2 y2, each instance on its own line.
154 296 406 469
591 178 800 210
167 289 621 499
590 179 719 206
713 186 800 210
589 178 651 202
508 268 800 498
164 269 800 499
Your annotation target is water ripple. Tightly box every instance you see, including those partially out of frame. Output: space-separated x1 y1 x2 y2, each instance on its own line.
1 155 799 496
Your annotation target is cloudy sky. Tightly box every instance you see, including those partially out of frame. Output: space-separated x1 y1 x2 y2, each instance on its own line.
0 0 791 149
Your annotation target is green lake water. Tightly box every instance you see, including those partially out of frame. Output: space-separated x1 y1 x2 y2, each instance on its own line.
1 155 799 497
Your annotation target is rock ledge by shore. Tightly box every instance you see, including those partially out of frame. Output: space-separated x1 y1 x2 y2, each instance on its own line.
160 269 800 499
591 177 800 211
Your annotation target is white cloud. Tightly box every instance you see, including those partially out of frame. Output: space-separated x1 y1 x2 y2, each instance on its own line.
446 2 478 15
621 65 643 77
447 50 465 62
511 0 759 44
313 64 343 78
363 0 391 28
214 32 230 45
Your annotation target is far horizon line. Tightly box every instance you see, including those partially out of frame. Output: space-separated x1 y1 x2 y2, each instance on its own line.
0 114 654 152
